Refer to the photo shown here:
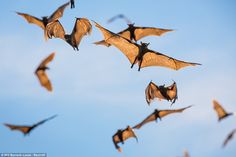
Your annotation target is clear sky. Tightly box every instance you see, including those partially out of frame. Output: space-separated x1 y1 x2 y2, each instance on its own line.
0 0 236 157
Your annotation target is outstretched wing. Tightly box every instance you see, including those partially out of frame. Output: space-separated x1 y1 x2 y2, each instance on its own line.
94 40 111 47
4 124 31 135
48 2 70 23
213 100 232 121
122 126 138 142
145 81 165 105
159 105 192 118
223 129 236 147
133 111 157 129
46 21 65 40
94 22 139 64
71 18 92 47
134 27 173 41
141 50 201 70
32 115 57 129
16 12 45 30
35 53 55 91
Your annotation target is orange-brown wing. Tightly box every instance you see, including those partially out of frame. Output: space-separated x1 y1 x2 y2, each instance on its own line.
94 40 111 47
35 70 52 91
48 2 70 23
71 18 92 47
141 50 201 70
122 126 138 142
118 28 131 40
166 81 178 103
133 112 157 129
112 134 122 152
213 100 230 121
223 129 236 147
46 21 65 40
134 27 173 41
16 12 45 30
4 123 31 134
94 22 139 64
145 81 164 105
37 53 55 69
159 106 192 118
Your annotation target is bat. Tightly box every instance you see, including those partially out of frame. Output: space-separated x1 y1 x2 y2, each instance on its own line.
94 23 173 47
112 125 138 152
35 52 55 92
64 18 92 51
213 100 233 121
145 81 178 105
70 0 75 9
107 14 132 24
94 22 201 71
222 129 236 148
16 2 70 40
4 115 57 136
133 106 192 129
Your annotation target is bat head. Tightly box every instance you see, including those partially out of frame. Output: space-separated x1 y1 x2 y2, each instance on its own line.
140 42 150 48
128 23 135 27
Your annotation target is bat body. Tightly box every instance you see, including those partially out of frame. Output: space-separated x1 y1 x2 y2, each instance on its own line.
70 0 75 9
213 100 233 121
64 18 92 51
16 2 70 40
133 106 192 129
4 115 57 136
94 23 173 47
94 22 201 71
107 14 131 24
145 81 178 105
223 129 236 147
35 53 55 91
112 126 138 152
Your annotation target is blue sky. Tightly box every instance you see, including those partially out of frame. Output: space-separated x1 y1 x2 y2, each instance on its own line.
0 0 236 156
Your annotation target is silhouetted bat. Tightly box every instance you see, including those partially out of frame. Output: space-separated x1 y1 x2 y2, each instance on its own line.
94 23 173 47
47 18 92 50
70 0 75 9
4 115 57 136
107 14 132 24
35 53 55 91
133 106 192 129
112 125 138 152
94 22 201 71
16 2 70 40
222 128 236 148
145 81 178 105
213 100 233 121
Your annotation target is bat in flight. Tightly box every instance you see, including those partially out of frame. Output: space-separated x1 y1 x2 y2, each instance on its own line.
94 22 201 71
213 100 234 121
222 128 236 148
112 125 138 152
46 18 92 51
35 52 55 92
107 14 132 24
94 23 173 47
4 115 57 136
145 81 178 105
16 2 70 40
70 0 75 9
133 106 192 129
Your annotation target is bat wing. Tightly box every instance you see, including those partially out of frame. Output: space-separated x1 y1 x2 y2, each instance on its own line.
122 126 138 142
134 26 173 41
112 134 122 152
107 14 131 24
71 18 92 47
145 81 164 105
37 53 55 70
166 81 178 104
159 105 192 118
133 112 157 129
4 123 31 135
94 22 139 64
94 40 111 47
32 115 57 129
16 12 45 30
46 20 65 40
48 2 70 23
35 70 52 91
213 100 232 121
141 50 201 70
223 129 236 147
